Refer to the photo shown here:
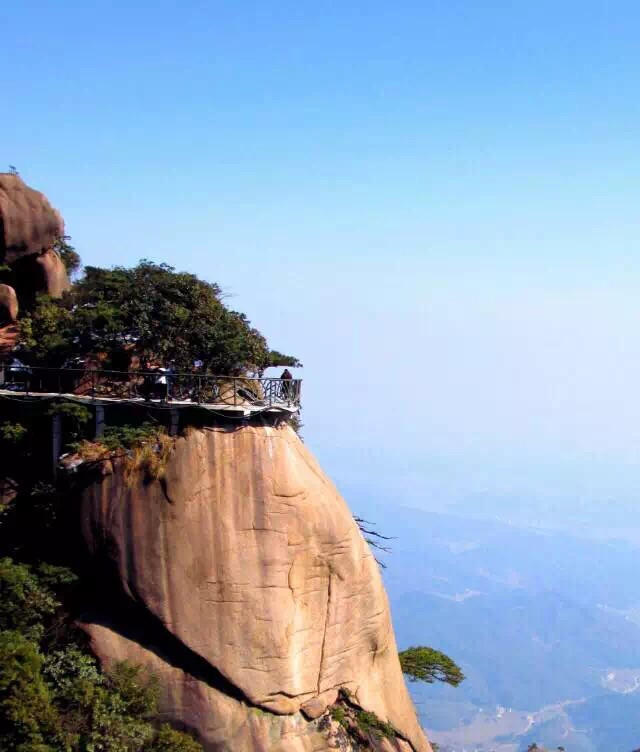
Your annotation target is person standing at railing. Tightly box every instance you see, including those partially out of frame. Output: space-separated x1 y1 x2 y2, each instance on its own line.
140 367 165 401
280 368 293 401
154 367 169 402
165 363 175 401
7 357 28 388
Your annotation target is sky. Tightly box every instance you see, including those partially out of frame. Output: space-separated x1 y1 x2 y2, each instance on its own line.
2 1 640 531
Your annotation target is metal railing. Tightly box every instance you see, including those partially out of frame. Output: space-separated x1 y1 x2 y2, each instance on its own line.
0 365 302 409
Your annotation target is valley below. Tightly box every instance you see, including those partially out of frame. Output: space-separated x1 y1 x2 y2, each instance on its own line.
357 502 640 752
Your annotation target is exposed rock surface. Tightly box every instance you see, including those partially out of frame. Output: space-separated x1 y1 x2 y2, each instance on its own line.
0 284 18 322
80 424 430 752
0 324 19 353
0 173 64 263
32 247 71 297
0 174 69 325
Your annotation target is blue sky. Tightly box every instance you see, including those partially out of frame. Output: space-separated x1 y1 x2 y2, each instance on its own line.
3 1 640 530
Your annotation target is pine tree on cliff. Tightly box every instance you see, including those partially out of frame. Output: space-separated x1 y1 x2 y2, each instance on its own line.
398 646 465 687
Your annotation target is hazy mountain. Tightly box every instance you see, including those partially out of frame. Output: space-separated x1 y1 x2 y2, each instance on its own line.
364 503 640 751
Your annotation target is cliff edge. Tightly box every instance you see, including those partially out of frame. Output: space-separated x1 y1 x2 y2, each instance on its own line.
79 423 430 752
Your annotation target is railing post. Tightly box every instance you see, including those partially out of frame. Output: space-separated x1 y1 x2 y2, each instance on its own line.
94 405 105 439
91 370 96 401
169 409 179 436
233 378 237 406
197 376 201 405
51 412 62 479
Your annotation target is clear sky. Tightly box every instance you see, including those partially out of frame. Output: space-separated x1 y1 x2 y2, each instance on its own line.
3 1 640 530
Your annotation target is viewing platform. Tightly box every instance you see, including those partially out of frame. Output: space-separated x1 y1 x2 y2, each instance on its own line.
0 365 302 418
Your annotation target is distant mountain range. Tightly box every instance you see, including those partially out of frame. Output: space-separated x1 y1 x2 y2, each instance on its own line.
363 503 640 751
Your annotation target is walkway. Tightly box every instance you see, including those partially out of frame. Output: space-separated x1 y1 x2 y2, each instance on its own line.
0 366 302 416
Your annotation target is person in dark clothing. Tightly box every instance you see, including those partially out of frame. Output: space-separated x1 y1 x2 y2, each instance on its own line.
280 368 294 401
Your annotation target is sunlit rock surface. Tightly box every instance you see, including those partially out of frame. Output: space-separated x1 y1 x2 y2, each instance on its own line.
0 173 63 263
80 424 430 751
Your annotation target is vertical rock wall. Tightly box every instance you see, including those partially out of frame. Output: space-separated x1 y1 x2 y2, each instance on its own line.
79 423 431 752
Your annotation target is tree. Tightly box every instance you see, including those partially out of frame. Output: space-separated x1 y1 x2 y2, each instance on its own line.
0 630 65 751
398 646 465 687
147 724 204 752
0 558 203 751
52 236 81 276
267 350 302 369
355 516 394 568
19 260 298 375
0 558 59 641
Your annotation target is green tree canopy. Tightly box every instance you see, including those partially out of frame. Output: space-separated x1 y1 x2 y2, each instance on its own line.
398 646 465 687
0 630 63 751
0 556 203 751
19 260 299 374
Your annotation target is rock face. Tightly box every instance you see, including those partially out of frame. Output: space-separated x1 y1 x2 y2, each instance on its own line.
80 423 431 752
0 284 18 322
0 173 64 264
0 174 69 323
33 248 71 297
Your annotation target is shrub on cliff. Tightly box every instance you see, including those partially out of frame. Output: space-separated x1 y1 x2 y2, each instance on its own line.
19 259 299 374
148 725 204 752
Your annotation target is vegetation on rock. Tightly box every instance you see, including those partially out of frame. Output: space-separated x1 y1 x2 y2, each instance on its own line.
398 646 465 687
70 422 174 483
18 258 299 375
326 690 397 747
47 402 92 451
52 236 82 277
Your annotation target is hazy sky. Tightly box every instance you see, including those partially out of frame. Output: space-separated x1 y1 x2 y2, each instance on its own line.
3 2 640 527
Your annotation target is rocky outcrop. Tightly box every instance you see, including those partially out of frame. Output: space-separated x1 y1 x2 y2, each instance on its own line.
32 248 71 297
0 284 18 322
0 175 69 335
79 423 430 752
0 173 64 264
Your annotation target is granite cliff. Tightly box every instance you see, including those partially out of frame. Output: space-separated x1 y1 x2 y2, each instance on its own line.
0 175 430 749
78 422 431 752
0 173 69 330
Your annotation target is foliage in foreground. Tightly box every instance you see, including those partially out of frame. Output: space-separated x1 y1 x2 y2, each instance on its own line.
0 556 202 751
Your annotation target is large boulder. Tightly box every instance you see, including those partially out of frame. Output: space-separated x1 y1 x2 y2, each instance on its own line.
34 248 71 297
0 173 64 264
80 424 430 752
0 284 18 323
